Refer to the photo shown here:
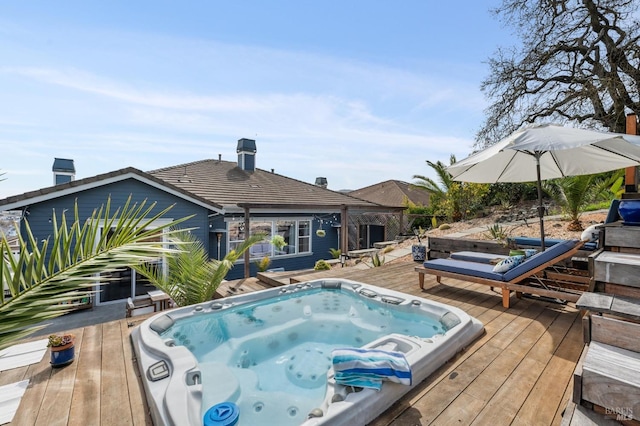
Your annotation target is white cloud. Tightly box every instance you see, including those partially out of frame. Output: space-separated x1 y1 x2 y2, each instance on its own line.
0 29 483 198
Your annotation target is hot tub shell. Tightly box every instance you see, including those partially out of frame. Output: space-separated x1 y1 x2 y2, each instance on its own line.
131 279 484 426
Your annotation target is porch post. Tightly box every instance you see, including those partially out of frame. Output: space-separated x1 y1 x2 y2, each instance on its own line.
341 205 348 255
244 207 251 278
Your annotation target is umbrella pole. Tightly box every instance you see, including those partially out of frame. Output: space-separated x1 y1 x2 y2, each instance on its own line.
535 153 546 251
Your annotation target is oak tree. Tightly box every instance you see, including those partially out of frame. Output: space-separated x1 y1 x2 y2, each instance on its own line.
478 0 640 147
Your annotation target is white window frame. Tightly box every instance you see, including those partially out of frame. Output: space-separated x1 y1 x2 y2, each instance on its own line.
226 217 312 261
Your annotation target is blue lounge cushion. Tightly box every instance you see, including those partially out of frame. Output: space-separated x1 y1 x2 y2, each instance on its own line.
502 239 578 281
423 239 580 282
510 237 565 247
421 258 506 281
604 199 621 224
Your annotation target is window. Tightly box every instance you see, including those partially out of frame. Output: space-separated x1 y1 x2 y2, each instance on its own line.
275 220 295 255
227 218 312 260
298 221 310 253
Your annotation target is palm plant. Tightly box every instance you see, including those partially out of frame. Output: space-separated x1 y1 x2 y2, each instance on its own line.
0 197 189 350
133 230 265 307
412 155 487 221
542 175 598 231
412 155 457 203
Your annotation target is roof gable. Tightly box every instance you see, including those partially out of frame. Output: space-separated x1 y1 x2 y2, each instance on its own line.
0 167 222 212
348 180 430 207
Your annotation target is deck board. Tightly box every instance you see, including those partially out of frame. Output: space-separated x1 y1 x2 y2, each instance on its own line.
100 322 132 425
68 323 101 426
514 311 583 425
3 260 585 426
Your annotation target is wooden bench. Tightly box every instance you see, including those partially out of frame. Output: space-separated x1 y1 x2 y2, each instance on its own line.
125 296 156 318
373 240 397 249
426 236 509 260
346 248 379 258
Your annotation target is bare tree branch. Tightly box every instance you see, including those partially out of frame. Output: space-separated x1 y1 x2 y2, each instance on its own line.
479 0 640 147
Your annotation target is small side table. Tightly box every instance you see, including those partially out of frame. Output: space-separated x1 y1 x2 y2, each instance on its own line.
148 290 171 311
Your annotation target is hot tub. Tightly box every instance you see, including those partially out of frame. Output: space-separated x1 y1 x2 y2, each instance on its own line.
131 279 484 425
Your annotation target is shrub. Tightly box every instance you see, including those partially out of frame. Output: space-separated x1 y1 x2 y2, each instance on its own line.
255 256 271 272
314 260 331 270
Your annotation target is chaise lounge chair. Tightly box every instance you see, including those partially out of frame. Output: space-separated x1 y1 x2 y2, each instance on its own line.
415 239 585 308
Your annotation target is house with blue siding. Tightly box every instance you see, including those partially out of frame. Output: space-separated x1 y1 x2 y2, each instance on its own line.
0 139 402 306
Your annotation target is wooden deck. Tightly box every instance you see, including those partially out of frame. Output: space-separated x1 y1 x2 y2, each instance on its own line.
3 261 585 425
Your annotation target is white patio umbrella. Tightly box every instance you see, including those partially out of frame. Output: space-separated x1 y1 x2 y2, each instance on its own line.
448 123 640 249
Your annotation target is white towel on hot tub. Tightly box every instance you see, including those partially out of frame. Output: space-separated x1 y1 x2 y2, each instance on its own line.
331 347 412 391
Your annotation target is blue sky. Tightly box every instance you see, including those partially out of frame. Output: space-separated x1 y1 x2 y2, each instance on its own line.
0 1 510 198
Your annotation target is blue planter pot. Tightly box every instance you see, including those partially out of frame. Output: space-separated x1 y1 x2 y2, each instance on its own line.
618 200 640 225
50 344 75 367
412 245 426 262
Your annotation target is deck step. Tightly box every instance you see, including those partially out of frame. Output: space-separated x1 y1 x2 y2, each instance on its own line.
577 292 640 322
257 269 317 286
594 251 640 288
580 341 640 421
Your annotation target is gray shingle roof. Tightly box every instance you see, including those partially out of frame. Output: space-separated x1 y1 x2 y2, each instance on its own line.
148 159 386 212
0 159 398 214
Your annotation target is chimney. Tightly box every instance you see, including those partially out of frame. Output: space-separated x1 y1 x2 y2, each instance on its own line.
52 158 75 185
315 177 328 188
236 138 257 172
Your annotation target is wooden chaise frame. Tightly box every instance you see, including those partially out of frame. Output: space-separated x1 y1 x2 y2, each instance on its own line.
415 241 586 308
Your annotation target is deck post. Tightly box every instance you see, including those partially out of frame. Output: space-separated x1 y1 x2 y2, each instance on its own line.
341 205 348 256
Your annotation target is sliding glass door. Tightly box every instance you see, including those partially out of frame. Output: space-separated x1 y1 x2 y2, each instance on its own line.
96 225 166 305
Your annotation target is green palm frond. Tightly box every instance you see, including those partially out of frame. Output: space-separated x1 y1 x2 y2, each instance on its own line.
543 175 595 221
412 156 457 196
0 196 191 350
134 231 265 307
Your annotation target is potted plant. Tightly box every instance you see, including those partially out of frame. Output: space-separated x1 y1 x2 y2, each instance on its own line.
48 333 75 367
270 235 287 251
